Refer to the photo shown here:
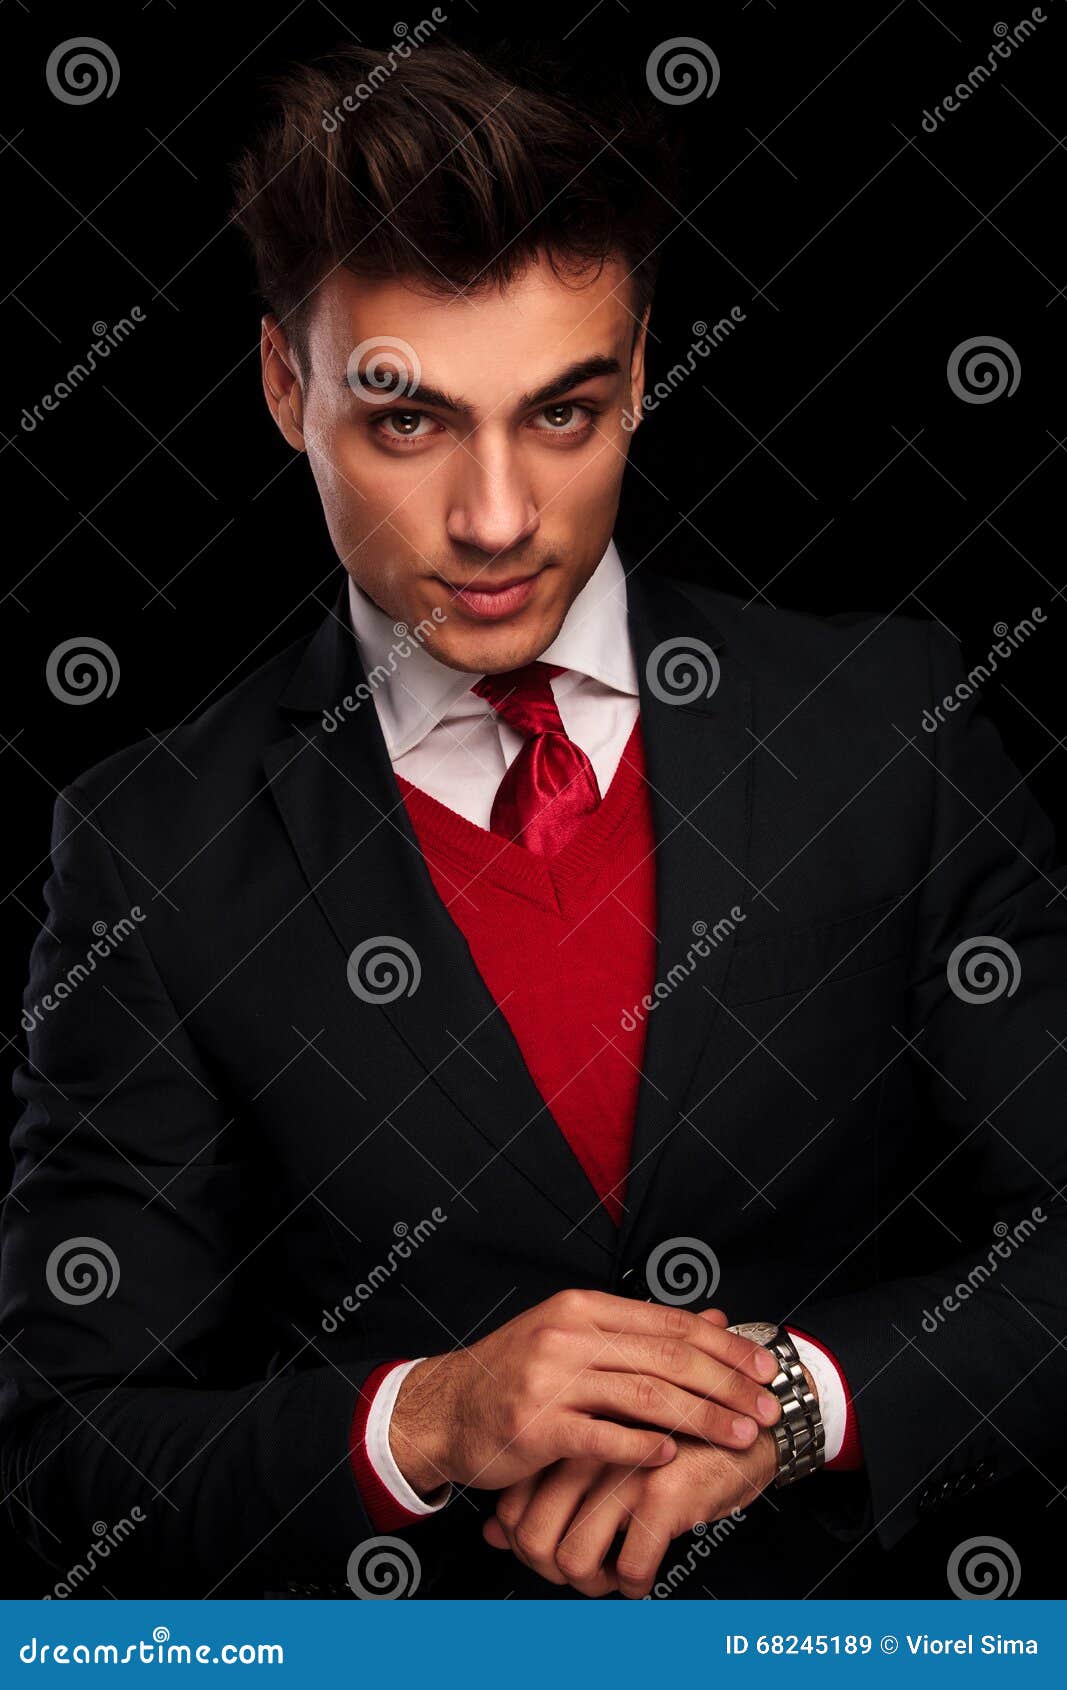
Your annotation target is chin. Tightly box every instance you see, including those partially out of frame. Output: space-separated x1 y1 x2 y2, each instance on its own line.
432 613 560 675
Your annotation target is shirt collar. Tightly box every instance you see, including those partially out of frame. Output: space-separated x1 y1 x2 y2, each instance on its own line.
346 540 638 762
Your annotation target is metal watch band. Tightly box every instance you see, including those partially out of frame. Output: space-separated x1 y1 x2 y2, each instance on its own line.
727 1322 825 1488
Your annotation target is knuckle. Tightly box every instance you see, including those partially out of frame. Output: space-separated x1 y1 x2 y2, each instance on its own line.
552 1289 587 1323
661 1307 691 1339
514 1524 546 1561
658 1336 689 1375
633 1375 664 1418
556 1543 592 1580
496 1497 524 1531
616 1555 652 1587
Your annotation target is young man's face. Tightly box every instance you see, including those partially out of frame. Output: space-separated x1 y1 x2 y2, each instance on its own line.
261 253 647 674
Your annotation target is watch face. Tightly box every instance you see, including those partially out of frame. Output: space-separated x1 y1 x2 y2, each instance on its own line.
729 1321 779 1345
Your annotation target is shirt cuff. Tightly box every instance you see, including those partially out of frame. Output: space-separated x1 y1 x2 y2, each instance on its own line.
348 1358 453 1530
787 1327 863 1470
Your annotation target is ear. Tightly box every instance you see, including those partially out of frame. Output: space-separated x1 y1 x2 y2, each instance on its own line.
260 315 306 452
627 305 650 432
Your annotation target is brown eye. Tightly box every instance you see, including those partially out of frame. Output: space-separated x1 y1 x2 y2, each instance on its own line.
530 402 592 435
389 412 423 435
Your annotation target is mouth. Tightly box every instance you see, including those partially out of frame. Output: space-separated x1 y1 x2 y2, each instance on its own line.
436 570 543 622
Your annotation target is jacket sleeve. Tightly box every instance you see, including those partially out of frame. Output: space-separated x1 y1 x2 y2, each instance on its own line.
790 620 1067 1550
0 784 392 1594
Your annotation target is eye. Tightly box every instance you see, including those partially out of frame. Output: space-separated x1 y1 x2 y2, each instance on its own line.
373 410 440 444
529 401 594 435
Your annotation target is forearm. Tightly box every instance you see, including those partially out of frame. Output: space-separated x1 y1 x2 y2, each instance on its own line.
1 1365 382 1592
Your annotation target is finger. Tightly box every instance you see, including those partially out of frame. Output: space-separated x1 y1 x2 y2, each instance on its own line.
700 1308 729 1326
581 1369 762 1449
551 1291 777 1384
556 1478 636 1597
615 1508 672 1599
509 1458 604 1586
553 1417 678 1468
483 1515 509 1549
492 1473 538 1559
572 1332 780 1429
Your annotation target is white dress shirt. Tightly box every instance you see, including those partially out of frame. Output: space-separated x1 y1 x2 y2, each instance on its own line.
347 541 847 1514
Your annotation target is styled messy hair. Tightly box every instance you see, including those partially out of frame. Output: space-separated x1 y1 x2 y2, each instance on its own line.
230 39 681 373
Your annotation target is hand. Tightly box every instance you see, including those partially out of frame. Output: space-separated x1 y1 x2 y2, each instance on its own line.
484 1432 778 1598
388 1289 782 1496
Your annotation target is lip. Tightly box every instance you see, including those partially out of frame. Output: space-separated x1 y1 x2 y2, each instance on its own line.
437 571 542 621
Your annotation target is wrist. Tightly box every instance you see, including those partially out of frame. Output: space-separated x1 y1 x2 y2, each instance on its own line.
390 1353 458 1495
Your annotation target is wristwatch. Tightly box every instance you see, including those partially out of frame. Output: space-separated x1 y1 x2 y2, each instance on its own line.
727 1322 825 1488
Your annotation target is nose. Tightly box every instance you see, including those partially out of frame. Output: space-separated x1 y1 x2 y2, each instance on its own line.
445 442 539 558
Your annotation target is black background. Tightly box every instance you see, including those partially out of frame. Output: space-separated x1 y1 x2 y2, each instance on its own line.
2 0 1064 1597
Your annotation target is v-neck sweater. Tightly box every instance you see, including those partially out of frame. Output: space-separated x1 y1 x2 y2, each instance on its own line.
396 716 658 1226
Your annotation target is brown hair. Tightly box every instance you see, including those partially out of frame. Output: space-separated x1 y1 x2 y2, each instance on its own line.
231 39 680 375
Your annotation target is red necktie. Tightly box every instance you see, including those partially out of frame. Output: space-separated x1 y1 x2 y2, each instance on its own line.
472 661 601 854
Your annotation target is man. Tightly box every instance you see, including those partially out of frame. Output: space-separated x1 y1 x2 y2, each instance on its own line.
2 42 1065 1601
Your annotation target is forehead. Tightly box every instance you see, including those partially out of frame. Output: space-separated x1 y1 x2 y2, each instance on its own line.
306 252 636 404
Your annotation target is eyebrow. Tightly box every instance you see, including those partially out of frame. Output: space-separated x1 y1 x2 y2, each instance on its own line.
340 354 622 415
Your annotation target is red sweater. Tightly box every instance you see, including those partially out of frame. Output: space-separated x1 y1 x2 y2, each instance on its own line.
350 718 859 1527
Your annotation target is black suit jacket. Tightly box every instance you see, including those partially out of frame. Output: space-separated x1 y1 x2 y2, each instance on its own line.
3 562 1066 1598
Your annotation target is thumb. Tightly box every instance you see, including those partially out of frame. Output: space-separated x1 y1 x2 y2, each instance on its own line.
483 1516 510 1550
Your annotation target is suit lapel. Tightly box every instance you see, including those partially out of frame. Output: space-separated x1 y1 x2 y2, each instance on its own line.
262 585 617 1258
619 566 755 1254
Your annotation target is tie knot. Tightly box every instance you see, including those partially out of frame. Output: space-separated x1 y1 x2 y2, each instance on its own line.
471 660 566 739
